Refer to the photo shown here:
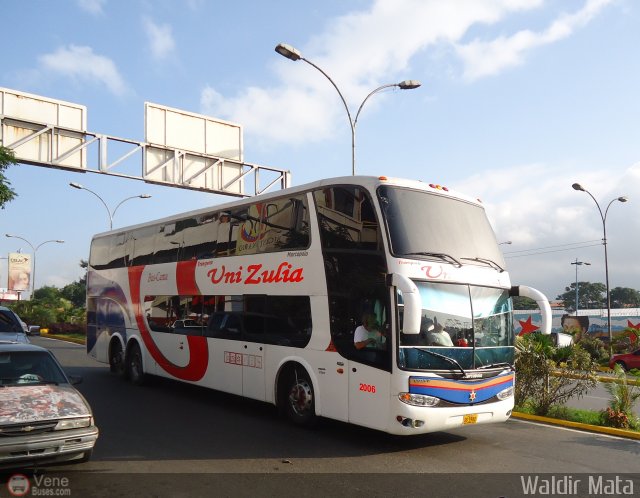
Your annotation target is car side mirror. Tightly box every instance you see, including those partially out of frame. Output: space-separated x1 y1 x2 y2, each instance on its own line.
68 375 83 385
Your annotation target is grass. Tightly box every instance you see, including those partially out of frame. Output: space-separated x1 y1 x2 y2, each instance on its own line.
515 403 639 431
39 330 86 345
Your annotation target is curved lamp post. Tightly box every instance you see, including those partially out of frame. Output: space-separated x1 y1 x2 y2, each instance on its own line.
5 234 64 295
275 43 421 175
572 183 628 347
570 258 590 313
69 182 151 230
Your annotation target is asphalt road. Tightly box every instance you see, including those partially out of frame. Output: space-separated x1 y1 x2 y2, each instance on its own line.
10 336 639 498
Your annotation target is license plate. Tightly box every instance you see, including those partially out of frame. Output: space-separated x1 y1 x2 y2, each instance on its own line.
463 414 478 425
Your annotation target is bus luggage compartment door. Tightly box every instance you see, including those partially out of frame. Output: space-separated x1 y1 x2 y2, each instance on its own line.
242 342 266 401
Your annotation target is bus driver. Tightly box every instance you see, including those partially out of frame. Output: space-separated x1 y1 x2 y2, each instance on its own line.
354 313 386 350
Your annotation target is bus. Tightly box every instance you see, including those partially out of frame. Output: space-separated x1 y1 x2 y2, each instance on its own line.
86 175 551 435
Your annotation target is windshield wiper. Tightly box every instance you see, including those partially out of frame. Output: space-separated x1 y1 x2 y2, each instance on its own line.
460 257 504 272
476 362 513 371
402 252 462 268
417 348 467 376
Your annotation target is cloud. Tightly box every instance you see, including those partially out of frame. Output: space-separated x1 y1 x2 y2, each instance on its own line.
142 17 176 61
200 0 612 145
456 0 615 81
76 0 107 16
38 45 127 96
453 161 640 297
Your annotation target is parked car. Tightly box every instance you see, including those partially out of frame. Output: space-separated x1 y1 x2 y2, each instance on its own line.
0 342 99 468
0 306 30 344
609 349 640 371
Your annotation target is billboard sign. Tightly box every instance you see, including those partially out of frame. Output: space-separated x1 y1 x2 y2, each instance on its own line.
7 253 32 292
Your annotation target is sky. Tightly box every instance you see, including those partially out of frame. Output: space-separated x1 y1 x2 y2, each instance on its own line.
1 0 639 302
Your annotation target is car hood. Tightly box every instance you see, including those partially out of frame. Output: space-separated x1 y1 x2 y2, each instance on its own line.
0 332 29 343
0 384 91 425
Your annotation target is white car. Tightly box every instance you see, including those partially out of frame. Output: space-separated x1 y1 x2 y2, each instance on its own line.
0 306 30 344
0 342 99 469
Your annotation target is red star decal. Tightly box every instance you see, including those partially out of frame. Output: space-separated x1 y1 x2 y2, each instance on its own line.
469 390 477 402
518 316 540 336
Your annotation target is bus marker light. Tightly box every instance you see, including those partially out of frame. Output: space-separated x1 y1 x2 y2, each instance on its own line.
337 368 344 374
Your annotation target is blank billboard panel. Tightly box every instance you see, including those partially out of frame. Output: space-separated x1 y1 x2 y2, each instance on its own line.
144 102 244 194
0 87 87 169
144 102 242 160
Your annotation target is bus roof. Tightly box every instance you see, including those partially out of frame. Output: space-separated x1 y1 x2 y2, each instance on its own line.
91 175 484 239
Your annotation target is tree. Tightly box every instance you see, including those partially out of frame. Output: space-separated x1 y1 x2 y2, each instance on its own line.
512 296 537 309
0 145 18 208
556 281 606 311
610 287 640 308
61 260 87 308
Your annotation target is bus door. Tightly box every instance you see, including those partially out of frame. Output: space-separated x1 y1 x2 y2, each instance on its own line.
348 353 391 430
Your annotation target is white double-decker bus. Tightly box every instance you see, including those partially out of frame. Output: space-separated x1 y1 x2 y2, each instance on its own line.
86 175 550 435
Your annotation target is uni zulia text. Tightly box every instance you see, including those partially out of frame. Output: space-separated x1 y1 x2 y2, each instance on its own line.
520 475 634 495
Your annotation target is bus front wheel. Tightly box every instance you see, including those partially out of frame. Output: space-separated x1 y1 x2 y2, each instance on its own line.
109 339 125 376
282 367 316 426
126 342 146 386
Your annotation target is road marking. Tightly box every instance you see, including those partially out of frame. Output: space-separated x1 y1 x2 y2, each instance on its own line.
511 418 640 442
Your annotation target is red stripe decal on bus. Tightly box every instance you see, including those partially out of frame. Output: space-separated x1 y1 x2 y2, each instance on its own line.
128 266 209 381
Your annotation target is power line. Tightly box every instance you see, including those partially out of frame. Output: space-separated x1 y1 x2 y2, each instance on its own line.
503 240 602 259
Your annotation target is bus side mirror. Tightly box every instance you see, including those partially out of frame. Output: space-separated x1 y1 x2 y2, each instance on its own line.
391 273 421 334
510 285 552 335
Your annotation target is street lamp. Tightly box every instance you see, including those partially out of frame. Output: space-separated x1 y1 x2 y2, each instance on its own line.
572 183 628 347
4 234 64 295
275 42 421 175
69 182 151 230
570 258 590 313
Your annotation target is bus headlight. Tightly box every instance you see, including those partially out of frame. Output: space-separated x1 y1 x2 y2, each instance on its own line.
55 417 93 430
399 392 440 407
496 386 514 400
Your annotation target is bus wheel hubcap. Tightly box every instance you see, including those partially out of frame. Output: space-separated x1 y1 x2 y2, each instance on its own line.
289 380 312 415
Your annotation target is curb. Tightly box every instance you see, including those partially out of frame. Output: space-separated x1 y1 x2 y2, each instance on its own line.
512 411 640 440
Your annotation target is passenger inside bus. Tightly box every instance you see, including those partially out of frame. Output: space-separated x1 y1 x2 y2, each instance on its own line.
425 317 453 347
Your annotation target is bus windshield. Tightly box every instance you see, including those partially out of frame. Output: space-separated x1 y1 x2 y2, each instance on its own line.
377 185 505 269
398 282 514 371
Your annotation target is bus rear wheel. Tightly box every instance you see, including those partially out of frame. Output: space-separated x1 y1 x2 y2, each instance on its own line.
282 367 316 426
126 342 146 386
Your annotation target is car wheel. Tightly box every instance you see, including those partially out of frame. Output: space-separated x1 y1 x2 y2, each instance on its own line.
126 342 146 385
109 339 125 376
281 367 316 426
615 360 628 371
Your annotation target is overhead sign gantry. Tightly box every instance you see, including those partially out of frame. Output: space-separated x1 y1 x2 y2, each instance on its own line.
0 87 290 197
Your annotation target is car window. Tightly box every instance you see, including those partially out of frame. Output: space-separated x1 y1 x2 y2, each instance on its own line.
0 351 68 385
0 310 21 332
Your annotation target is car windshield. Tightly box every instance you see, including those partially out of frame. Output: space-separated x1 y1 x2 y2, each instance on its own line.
398 282 514 371
0 351 68 386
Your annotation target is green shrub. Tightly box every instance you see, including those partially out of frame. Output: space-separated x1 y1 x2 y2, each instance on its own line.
515 334 599 416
